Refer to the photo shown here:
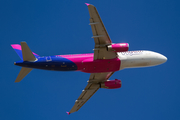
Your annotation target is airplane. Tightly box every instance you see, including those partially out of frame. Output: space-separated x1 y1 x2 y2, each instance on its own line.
11 3 167 115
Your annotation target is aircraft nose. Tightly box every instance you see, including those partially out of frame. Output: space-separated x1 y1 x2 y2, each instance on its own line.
155 53 167 65
157 54 167 63
147 51 167 66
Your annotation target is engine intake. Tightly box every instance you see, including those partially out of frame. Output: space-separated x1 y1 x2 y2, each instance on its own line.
107 43 129 52
100 79 121 89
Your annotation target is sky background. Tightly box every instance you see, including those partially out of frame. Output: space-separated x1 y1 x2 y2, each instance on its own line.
0 0 180 120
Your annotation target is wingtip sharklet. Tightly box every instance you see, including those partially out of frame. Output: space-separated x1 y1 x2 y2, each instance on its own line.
66 112 71 115
85 3 90 6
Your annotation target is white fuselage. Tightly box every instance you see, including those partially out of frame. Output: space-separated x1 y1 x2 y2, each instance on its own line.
118 51 167 70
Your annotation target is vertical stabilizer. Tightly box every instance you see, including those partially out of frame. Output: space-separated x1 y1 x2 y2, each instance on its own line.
15 67 32 82
21 42 36 61
11 43 39 60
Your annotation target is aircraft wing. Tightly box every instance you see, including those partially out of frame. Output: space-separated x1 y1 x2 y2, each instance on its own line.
67 3 117 114
86 3 117 60
68 72 114 114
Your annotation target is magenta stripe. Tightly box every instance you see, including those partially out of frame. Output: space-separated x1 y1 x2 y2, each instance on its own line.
11 44 22 50
33 52 38 56
11 44 39 56
85 3 90 6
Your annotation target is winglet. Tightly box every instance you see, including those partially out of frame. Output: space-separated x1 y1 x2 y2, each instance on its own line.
85 3 90 6
66 112 71 115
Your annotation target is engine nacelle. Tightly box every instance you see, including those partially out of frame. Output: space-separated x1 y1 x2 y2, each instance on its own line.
107 43 129 52
100 79 121 89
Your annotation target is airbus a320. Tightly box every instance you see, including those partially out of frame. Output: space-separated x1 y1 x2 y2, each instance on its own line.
11 3 167 114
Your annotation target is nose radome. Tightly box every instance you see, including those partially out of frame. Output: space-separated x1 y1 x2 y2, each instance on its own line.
145 51 167 66
157 53 167 64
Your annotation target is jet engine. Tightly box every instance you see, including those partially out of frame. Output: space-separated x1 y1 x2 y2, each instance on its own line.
100 79 121 89
107 43 129 52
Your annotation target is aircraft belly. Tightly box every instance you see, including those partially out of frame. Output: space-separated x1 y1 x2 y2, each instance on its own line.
15 56 78 71
39 59 77 71
81 58 121 73
16 55 122 72
17 62 77 71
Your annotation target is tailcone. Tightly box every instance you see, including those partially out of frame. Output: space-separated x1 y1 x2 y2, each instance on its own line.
14 60 26 67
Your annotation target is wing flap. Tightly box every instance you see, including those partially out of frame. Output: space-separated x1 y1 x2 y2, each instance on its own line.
89 72 114 83
69 83 99 113
86 4 117 60
68 72 114 114
87 5 111 45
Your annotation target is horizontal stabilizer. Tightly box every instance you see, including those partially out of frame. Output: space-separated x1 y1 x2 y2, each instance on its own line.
21 42 36 61
15 67 32 82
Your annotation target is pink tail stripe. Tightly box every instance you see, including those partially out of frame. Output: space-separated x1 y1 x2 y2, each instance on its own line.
11 44 39 56
32 52 39 56
11 44 22 50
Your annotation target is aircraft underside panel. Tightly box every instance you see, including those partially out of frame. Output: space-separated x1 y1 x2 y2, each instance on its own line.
15 55 121 73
